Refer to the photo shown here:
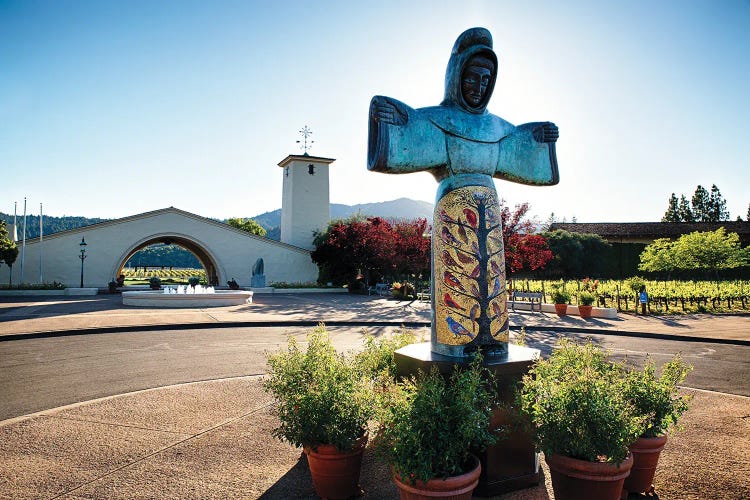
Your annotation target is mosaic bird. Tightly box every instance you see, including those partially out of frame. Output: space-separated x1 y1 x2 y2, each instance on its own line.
463 208 478 228
490 260 502 276
492 301 503 321
439 209 458 224
456 250 475 264
456 219 469 244
490 276 501 297
443 293 465 311
469 264 480 278
470 283 481 298
441 250 460 268
443 271 467 292
445 316 476 340
469 303 479 332
441 227 461 246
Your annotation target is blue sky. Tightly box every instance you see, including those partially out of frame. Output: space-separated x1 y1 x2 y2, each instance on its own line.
1 0 749 223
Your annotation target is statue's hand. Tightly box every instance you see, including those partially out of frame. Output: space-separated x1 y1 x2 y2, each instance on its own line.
532 122 559 143
370 96 408 126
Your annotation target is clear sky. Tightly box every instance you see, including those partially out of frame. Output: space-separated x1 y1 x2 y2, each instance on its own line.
2 0 749 223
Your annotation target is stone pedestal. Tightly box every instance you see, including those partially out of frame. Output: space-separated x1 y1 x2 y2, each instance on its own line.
394 342 540 497
250 275 266 288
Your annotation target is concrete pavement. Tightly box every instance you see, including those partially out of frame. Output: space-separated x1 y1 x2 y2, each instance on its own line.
1 292 749 499
2 293 749 344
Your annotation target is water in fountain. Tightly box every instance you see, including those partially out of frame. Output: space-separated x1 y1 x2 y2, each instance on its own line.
163 285 216 294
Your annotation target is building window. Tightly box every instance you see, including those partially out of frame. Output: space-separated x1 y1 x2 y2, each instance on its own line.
285 167 289 177
308 164 315 175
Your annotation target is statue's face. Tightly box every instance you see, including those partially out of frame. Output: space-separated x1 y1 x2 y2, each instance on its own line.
461 64 492 108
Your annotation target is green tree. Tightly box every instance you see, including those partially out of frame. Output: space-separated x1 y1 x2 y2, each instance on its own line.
226 217 267 237
542 230 611 278
638 238 679 305
707 184 729 221
672 228 749 291
677 195 694 222
746 203 749 221
638 238 678 278
0 221 19 286
691 185 711 222
662 194 680 222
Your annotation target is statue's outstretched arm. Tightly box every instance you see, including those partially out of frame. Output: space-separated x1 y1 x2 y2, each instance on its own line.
370 96 408 126
494 122 559 186
368 97 446 174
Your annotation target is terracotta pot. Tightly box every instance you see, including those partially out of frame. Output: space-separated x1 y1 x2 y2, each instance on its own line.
578 305 593 318
304 434 367 499
623 435 667 495
554 303 568 316
392 454 481 500
545 452 633 500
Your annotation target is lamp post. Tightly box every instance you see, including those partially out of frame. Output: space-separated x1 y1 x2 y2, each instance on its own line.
79 237 87 288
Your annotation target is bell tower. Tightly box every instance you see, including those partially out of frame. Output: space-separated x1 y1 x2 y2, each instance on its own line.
278 153 335 250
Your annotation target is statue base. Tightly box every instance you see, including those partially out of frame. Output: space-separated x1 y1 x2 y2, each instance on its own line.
250 275 266 288
394 342 540 496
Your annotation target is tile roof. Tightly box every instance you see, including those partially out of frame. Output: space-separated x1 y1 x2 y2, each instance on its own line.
549 221 750 241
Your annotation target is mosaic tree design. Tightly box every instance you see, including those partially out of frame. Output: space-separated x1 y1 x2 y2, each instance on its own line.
434 186 509 356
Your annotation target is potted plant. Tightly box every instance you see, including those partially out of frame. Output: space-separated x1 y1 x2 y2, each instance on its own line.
263 325 373 499
621 354 692 496
577 291 596 318
517 340 647 500
188 276 200 288
374 356 497 499
149 277 161 290
551 288 571 316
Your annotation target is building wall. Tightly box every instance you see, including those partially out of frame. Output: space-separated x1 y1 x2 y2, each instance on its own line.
0 209 318 288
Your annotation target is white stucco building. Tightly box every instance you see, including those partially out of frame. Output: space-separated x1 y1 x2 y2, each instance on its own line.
1 154 334 288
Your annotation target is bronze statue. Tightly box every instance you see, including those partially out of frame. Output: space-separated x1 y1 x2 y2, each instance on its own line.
368 27 559 358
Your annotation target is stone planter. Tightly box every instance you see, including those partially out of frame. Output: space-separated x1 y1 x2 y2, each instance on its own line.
623 435 667 495
578 305 593 318
545 452 633 500
392 454 481 500
304 435 367 499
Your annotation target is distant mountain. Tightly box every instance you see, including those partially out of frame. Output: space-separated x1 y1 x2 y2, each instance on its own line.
0 198 433 244
252 198 433 240
0 212 108 239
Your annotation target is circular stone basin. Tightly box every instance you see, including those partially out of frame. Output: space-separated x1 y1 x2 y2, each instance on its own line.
122 290 253 308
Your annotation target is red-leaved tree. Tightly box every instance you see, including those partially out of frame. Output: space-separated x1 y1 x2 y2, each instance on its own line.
311 217 430 291
499 200 553 277
391 218 431 287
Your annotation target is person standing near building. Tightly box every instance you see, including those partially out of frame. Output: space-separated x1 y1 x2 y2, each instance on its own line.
639 286 648 315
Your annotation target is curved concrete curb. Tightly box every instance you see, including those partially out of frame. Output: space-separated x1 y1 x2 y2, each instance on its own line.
1 320 748 347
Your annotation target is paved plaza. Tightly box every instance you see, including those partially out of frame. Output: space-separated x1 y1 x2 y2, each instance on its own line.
1 293 749 499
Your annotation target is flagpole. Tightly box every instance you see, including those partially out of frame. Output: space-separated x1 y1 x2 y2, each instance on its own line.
39 203 44 283
13 202 17 242
20 197 27 284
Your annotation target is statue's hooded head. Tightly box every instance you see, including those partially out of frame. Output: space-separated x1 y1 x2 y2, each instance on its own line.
442 27 498 114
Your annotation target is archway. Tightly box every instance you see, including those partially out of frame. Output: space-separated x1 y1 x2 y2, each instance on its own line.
112 234 223 286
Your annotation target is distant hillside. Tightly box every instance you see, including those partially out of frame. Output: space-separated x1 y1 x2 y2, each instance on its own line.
252 198 433 240
0 198 433 245
0 212 108 239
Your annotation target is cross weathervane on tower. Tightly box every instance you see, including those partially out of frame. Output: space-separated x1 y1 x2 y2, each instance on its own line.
296 125 314 155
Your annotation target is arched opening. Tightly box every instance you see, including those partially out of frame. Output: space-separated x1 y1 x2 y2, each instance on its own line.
113 235 220 286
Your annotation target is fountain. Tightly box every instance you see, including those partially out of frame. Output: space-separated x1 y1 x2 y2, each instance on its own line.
122 284 253 307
